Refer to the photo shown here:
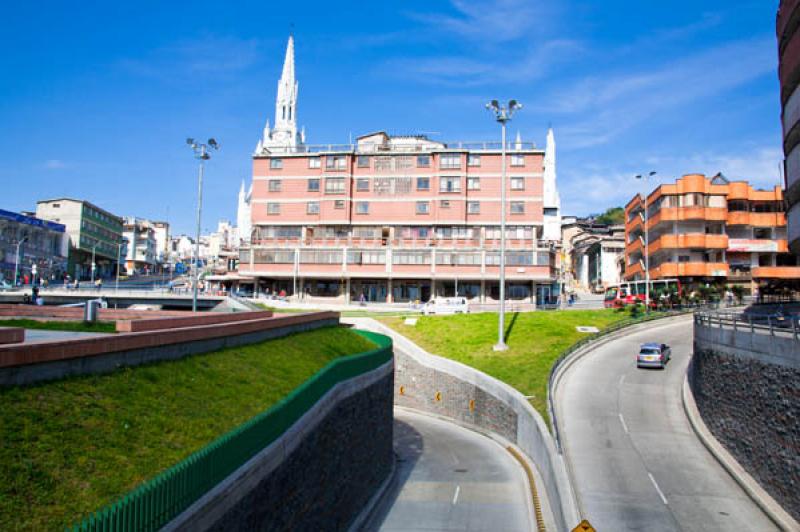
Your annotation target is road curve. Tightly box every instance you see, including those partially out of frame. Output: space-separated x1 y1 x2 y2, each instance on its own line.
556 318 777 531
369 408 534 532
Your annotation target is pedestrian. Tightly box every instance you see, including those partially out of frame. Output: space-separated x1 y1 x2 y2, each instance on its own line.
74 278 80 290
725 289 734 306
359 292 366 306
95 278 103 290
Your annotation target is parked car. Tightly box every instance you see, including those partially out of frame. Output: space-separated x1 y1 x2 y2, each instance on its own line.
0 279 12 292
637 342 671 369
422 297 470 315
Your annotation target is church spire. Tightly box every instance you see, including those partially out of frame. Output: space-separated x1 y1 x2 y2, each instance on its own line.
255 35 304 154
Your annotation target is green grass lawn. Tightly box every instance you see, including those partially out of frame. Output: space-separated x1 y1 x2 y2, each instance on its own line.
0 318 117 334
0 326 375 531
380 309 632 421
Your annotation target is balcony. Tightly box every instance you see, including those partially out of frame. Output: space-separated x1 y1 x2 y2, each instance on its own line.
649 233 728 253
650 207 728 225
726 211 787 227
655 262 729 278
752 266 800 279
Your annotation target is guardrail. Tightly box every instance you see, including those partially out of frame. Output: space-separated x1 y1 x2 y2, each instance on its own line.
70 329 392 532
694 310 800 342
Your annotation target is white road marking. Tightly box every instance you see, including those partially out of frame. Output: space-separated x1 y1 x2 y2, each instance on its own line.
619 374 626 386
618 413 629 434
648 472 669 505
452 485 461 505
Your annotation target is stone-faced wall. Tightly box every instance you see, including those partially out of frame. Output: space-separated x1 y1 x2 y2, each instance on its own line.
690 347 800 522
167 361 394 531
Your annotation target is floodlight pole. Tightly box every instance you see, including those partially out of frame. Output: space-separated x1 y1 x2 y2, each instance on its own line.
487 100 522 351
187 138 218 312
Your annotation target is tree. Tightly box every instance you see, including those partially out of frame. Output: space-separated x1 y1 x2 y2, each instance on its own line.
595 207 625 225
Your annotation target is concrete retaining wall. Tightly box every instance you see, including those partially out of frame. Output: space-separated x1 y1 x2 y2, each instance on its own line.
0 304 188 321
166 359 395 531
692 323 800 523
347 318 579 532
0 313 339 387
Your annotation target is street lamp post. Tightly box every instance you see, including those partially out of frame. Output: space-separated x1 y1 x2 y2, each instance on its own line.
635 171 657 313
486 99 522 351
116 241 123 293
13 237 28 287
90 242 100 285
187 138 219 312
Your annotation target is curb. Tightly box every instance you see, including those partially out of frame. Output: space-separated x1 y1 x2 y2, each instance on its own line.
682 368 799 532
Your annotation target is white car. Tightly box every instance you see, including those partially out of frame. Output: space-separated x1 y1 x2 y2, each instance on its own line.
422 297 470 315
637 342 671 369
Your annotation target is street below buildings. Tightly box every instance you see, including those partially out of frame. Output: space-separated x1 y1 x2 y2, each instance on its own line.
370 408 534 532
556 319 777 531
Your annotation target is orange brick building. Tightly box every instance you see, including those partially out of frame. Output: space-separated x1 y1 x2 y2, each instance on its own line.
624 173 800 290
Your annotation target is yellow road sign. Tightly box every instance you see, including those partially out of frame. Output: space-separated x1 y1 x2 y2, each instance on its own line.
572 519 596 532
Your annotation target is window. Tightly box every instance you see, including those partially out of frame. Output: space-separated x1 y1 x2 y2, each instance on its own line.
416 201 430 214
544 207 558 216
417 177 430 191
325 178 345 194
267 203 280 215
510 154 524 166
393 251 431 265
468 154 481 167
356 202 369 214
683 193 704 207
268 179 282 192
356 178 370 192
440 153 461 169
307 202 320 214
435 226 474 239
300 250 343 264
395 156 413 169
440 176 461 193
52 203 60 208
334 200 345 209
308 178 320 192
254 249 295 263
467 177 480 190
357 155 370 168
510 202 525 214
468 201 480 214
417 155 430 167
308 157 321 169
326 155 346 170
440 200 450 208
270 158 283 169
511 177 525 190
347 250 386 264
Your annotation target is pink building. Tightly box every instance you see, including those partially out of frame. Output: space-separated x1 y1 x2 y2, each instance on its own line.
237 37 562 305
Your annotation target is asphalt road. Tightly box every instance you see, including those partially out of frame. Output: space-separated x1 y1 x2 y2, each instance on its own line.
370 409 533 532
557 318 777 531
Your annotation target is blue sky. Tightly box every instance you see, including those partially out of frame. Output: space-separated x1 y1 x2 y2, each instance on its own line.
0 0 782 234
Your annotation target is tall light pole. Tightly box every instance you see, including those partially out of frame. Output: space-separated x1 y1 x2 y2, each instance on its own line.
116 240 123 293
13 236 28 287
187 138 219 312
635 171 656 313
90 242 100 285
486 99 522 351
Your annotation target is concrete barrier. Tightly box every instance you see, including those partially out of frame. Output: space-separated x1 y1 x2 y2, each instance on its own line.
0 312 339 387
116 310 274 332
0 327 24 344
345 317 579 532
165 358 394 531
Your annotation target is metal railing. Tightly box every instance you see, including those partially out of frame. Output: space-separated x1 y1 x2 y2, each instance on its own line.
70 329 392 531
694 310 800 341
261 140 538 155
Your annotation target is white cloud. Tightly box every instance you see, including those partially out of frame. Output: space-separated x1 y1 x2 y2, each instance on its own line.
120 35 260 80
42 159 67 170
560 145 784 216
550 37 776 149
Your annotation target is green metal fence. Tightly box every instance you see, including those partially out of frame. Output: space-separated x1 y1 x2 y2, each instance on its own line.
70 329 392 532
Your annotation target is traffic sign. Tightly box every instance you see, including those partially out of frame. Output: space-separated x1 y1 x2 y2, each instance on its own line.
572 520 596 532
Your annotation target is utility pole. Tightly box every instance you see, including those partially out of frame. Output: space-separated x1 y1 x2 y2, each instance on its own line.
187 138 219 311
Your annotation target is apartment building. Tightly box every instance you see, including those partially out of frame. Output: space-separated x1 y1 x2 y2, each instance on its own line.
562 217 625 293
778 1 800 255
624 173 800 290
36 198 123 280
236 36 562 304
123 217 158 275
0 209 67 283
